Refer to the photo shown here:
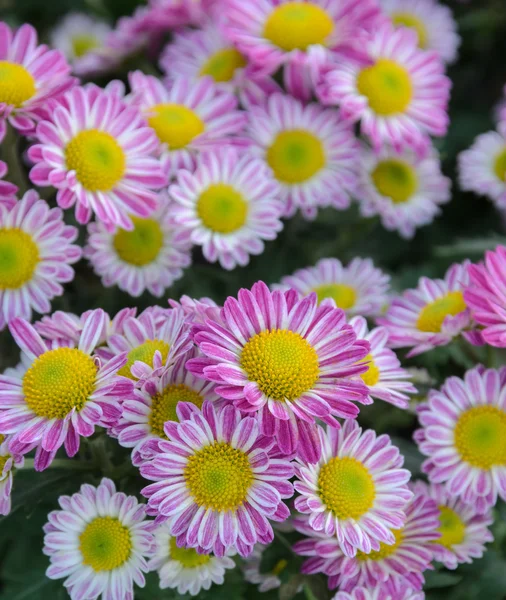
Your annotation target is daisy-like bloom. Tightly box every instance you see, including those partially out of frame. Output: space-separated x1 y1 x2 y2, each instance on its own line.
458 129 506 210
187 280 370 462
378 262 473 357
168 148 283 270
247 93 359 219
356 144 451 238
43 478 153 600
294 420 412 557
0 434 24 515
415 366 506 513
148 522 235 596
333 585 423 600
278 257 390 317
128 71 246 179
414 481 493 569
0 190 81 330
28 85 166 232
140 401 294 557
0 310 133 471
380 0 460 64
0 161 17 209
0 22 74 141
242 544 288 592
320 23 450 153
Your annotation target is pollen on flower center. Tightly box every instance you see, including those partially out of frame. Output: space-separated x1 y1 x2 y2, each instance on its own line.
356 528 404 561
313 283 356 309
169 537 211 568
80 517 132 572
391 12 428 48
454 405 506 469
113 217 164 266
199 48 247 82
416 291 466 333
263 2 334 51
317 456 376 519
184 441 254 511
118 339 170 380
197 183 248 233
372 159 418 204
65 129 126 192
360 354 380 387
149 384 204 439
22 347 97 420
494 147 506 182
267 130 325 184
240 329 320 401
435 506 466 548
148 103 205 149
0 61 36 107
357 58 413 116
0 229 40 289
71 34 100 58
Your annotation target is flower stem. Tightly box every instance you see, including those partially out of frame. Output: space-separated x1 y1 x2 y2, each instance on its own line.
1 124 29 195
20 457 96 471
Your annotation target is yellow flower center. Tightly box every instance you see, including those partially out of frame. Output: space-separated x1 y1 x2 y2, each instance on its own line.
79 517 132 572
263 2 334 51
317 456 376 519
65 129 126 192
0 61 36 108
71 35 100 58
313 283 356 309
357 59 413 116
356 528 404 561
371 159 418 204
197 184 248 233
169 537 212 568
454 406 506 469
416 291 467 333
0 229 40 290
0 454 10 475
113 217 164 266
149 384 204 439
184 441 253 511
118 339 170 380
148 103 205 149
391 13 428 48
199 48 247 82
493 147 506 182
435 506 466 548
267 130 325 184
22 348 97 420
360 354 380 387
240 329 319 401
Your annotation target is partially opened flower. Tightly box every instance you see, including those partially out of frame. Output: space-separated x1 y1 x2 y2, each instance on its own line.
0 435 24 516
242 544 289 592
44 478 153 600
0 161 17 209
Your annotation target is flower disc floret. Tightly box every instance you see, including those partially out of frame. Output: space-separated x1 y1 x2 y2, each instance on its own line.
436 507 465 548
267 130 326 184
357 59 413 116
113 218 164 266
0 229 39 289
148 103 206 149
169 538 211 568
80 517 132 572
197 184 248 233
314 283 356 310
149 384 204 438
454 406 506 469
119 339 170 380
371 159 418 204
356 529 404 561
199 48 247 82
0 61 36 107
416 291 467 333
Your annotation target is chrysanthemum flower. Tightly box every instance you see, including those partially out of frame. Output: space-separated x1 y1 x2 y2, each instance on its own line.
43 478 153 600
414 481 493 569
414 366 506 513
242 544 288 592
169 295 220 325
378 262 473 357
168 148 283 269
187 281 370 462
380 0 460 64
28 85 166 232
356 144 451 238
0 22 74 141
0 434 24 515
0 310 133 470
247 93 359 218
0 161 17 209
320 23 450 153
140 401 294 557
278 257 390 317
0 190 81 330
458 129 506 210
128 71 246 178
148 522 235 596
294 420 412 557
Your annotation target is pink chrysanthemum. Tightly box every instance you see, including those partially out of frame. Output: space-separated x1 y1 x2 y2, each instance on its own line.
128 71 246 179
0 161 17 209
140 401 294 557
293 420 413 557
277 257 390 317
28 85 166 232
168 148 283 270
187 281 370 462
0 311 133 470
414 481 493 569
378 262 473 356
0 434 24 515
43 478 153 600
247 93 359 219
320 22 450 153
414 366 506 513
169 295 220 326
0 22 74 141
356 144 451 238
0 190 81 330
